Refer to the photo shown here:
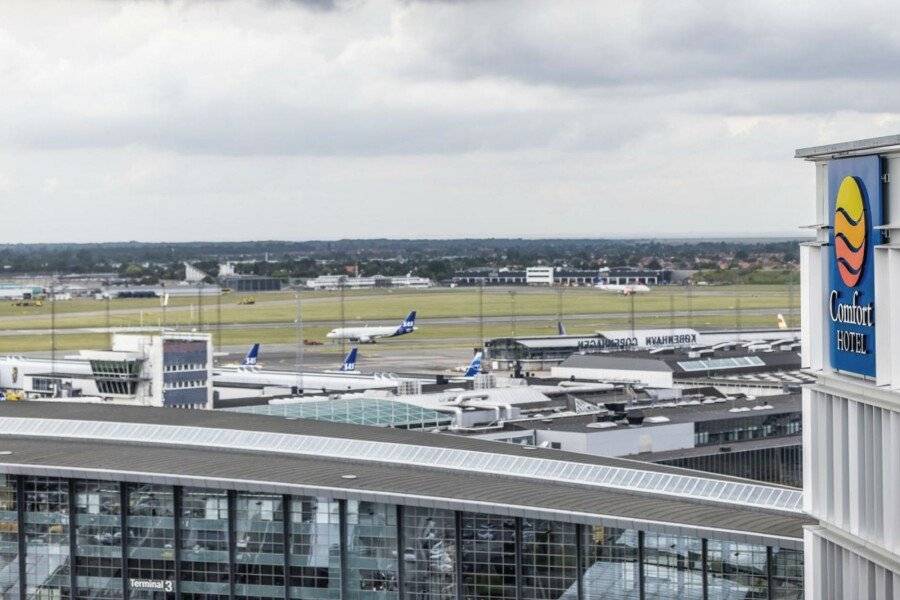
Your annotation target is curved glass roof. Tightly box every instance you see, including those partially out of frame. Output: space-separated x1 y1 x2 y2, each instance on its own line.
0 416 803 513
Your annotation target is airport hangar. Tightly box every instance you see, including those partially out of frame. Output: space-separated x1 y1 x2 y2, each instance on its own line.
0 402 808 599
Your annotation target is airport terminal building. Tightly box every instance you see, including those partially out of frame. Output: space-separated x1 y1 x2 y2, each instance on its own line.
797 136 900 597
0 402 807 599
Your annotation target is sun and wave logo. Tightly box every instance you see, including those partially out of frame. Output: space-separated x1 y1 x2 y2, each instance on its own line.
834 175 867 287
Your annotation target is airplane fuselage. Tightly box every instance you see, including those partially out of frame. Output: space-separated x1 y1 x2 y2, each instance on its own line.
325 325 415 343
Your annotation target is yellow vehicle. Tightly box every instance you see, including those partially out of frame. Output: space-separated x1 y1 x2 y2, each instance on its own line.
238 297 256 305
4 390 24 402
12 299 42 307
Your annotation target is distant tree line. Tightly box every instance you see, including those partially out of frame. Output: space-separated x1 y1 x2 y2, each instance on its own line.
0 238 805 283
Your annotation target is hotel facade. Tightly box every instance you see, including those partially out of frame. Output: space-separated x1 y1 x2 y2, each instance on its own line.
797 135 900 598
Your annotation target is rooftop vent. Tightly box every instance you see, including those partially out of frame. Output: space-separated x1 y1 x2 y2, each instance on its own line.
644 416 671 424
586 421 618 429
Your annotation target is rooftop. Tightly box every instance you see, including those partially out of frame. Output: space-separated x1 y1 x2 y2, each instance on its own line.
0 402 811 543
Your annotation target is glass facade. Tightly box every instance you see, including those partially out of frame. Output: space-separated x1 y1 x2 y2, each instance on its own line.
75 480 122 599
180 487 229 599
402 507 456 600
641 532 703 599
289 496 341 599
234 492 284 599
581 525 638 599
461 513 517 600
345 501 398 600
694 413 802 447
0 475 805 600
128 483 176 599
658 445 803 488
24 476 71 599
0 475 19 599
521 520 577 600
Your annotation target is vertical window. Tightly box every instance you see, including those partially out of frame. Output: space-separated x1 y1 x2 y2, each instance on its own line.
460 512 516 600
24 476 71 599
345 501 398 600
234 492 284 599
127 483 175 599
402 507 456 600
581 525 638 600
0 475 19 598
289 496 341 599
641 532 703 599
75 480 122 599
521 519 577 600
181 488 230 598
706 540 768 598
770 546 804 599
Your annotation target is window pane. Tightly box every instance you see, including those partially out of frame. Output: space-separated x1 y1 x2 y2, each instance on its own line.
181 487 230 598
706 539 769 599
24 476 71 599
75 480 122 599
0 475 19 598
771 546 804 599
345 501 398 600
127 483 175 600
521 519 577 600
290 496 341 599
234 492 284 599
461 513 516 600
642 532 703 599
582 525 639 600
402 507 456 600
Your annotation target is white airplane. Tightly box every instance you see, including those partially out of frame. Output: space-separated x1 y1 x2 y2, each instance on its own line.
595 283 651 295
326 311 417 344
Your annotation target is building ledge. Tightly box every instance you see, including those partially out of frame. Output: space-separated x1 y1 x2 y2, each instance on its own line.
806 523 900 573
809 371 900 412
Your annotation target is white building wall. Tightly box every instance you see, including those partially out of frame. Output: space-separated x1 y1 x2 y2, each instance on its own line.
802 146 900 598
526 267 554 285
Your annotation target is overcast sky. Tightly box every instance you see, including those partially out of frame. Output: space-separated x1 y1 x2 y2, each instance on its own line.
2 0 898 243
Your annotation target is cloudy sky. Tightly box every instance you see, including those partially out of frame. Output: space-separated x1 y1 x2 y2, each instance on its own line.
2 0 898 243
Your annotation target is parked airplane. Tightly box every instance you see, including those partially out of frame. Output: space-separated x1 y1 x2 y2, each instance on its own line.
451 352 484 379
339 347 358 372
242 343 260 366
325 311 417 343
595 283 651 295
463 352 483 378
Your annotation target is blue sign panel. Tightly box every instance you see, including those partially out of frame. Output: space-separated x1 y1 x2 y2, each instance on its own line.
828 156 883 377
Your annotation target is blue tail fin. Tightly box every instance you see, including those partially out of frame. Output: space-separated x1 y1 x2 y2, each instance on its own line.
464 352 483 378
340 347 358 372
557 321 567 336
398 310 417 333
242 343 260 366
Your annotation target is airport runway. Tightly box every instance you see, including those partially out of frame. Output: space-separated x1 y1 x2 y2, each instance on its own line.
0 307 798 336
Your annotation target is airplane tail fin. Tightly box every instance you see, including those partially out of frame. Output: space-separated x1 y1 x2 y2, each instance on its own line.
557 321 567 336
399 310 417 332
777 313 788 330
464 352 483 378
242 343 260 366
340 347 358 371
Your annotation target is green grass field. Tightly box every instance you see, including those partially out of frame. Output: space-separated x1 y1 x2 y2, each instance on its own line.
0 285 799 354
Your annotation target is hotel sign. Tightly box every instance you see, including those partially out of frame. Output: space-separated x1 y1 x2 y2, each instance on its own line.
828 156 883 377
